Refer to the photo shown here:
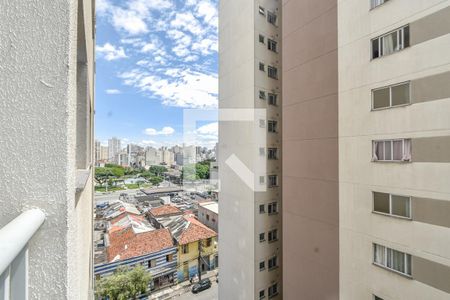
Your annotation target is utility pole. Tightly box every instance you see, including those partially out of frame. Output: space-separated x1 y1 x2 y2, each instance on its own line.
197 238 202 281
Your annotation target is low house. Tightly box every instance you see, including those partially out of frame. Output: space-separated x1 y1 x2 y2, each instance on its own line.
156 214 218 282
197 201 219 232
148 204 183 228
94 212 178 291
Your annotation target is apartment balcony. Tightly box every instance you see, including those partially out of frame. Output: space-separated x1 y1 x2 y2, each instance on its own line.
0 209 45 300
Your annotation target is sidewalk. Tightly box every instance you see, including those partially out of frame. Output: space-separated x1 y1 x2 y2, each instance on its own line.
150 270 218 300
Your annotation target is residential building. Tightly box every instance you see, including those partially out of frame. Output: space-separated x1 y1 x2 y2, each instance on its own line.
108 137 121 164
0 0 95 298
219 0 282 299
155 215 218 282
198 201 219 232
145 147 161 166
339 2 450 299
95 213 177 291
281 0 339 299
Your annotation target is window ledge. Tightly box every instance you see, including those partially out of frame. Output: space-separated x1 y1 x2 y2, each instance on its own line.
371 102 411 112
268 266 279 271
372 211 412 221
372 262 413 279
76 165 92 193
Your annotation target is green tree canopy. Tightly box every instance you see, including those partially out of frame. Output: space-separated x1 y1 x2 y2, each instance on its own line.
95 265 152 300
149 165 167 176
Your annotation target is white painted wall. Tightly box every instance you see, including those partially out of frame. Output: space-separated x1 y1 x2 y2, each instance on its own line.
0 0 94 299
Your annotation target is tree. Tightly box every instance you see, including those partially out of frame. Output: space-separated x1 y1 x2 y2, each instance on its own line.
95 167 113 187
95 265 152 300
149 165 167 176
148 175 163 186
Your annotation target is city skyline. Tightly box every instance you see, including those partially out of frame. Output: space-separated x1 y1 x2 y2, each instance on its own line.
95 0 219 148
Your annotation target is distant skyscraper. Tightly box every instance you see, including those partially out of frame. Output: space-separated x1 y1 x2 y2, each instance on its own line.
108 137 121 164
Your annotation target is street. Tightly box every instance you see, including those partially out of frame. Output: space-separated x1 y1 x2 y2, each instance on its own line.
174 283 218 300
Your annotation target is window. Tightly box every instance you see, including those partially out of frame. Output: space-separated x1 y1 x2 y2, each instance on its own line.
373 192 411 218
259 90 266 100
373 244 412 276
268 202 278 214
259 62 265 71
259 119 266 128
259 147 265 156
268 39 277 52
267 148 278 160
372 82 410 109
267 11 277 26
259 260 265 271
268 66 278 79
166 254 173 262
259 232 266 242
372 25 409 59
268 93 277 106
259 176 265 184
268 256 277 270
374 295 384 300
267 120 278 133
182 244 189 254
148 259 156 268
268 175 278 188
259 6 265 16
372 139 411 162
370 0 388 9
268 229 278 242
259 290 265 300
206 238 212 247
206 214 210 221
259 34 265 44
268 283 278 298
259 204 265 214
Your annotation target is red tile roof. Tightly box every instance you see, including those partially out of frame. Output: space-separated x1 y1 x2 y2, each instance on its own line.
149 205 182 217
107 227 174 262
178 216 217 245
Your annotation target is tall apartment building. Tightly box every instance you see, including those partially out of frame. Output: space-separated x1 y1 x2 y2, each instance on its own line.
219 0 282 299
339 1 450 299
281 0 339 299
0 0 95 299
108 137 121 163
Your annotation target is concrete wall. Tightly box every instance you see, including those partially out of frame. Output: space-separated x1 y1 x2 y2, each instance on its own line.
281 0 339 299
0 0 95 299
339 0 450 299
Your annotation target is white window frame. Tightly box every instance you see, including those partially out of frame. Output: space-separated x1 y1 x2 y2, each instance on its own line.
370 0 388 9
268 256 277 270
259 204 265 214
373 243 412 277
268 93 277 106
267 175 278 187
268 283 278 298
259 289 266 300
267 11 277 26
268 39 277 53
259 62 265 72
371 81 411 110
268 66 278 79
371 25 409 59
259 6 265 16
259 260 266 271
259 232 266 242
267 120 277 133
373 139 409 162
259 147 266 156
267 148 278 160
259 176 265 184
268 202 278 215
268 229 278 242
259 34 265 44
372 192 412 219
259 90 266 100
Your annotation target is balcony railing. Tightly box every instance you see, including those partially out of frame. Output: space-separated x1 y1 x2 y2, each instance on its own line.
0 209 45 300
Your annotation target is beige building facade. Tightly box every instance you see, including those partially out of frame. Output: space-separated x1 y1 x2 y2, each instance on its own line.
339 1 450 299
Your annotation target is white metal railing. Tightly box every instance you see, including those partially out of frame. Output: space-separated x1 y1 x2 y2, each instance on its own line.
0 209 45 300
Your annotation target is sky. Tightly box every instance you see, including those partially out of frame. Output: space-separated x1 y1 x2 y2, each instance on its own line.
95 0 218 149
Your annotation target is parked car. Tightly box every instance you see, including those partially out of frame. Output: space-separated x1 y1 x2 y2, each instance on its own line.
191 278 211 294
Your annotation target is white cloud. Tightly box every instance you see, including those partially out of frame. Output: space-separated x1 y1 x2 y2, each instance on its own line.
121 69 218 109
106 89 121 94
112 8 148 35
170 13 204 36
144 126 175 136
192 38 218 55
196 1 218 28
96 43 127 61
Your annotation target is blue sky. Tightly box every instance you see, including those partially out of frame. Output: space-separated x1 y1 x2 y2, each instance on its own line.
95 0 218 148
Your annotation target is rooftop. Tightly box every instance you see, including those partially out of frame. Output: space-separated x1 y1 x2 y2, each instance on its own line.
107 227 174 262
149 204 183 217
158 214 217 245
199 201 219 215
103 200 141 220
109 213 155 234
